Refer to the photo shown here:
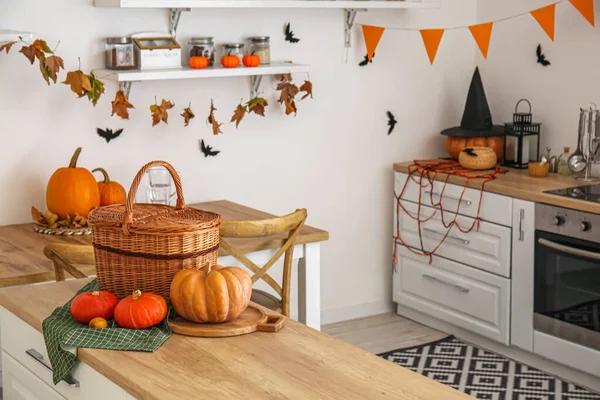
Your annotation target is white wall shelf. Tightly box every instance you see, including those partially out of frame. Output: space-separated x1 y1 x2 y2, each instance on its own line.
93 62 310 97
0 30 35 44
94 0 440 9
93 0 440 46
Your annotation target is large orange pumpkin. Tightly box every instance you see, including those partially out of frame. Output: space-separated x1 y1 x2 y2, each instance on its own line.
46 148 100 219
114 290 167 330
70 291 118 324
92 167 126 206
446 136 505 161
170 263 252 323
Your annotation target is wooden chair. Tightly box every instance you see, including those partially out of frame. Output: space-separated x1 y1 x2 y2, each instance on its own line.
219 209 307 317
43 244 95 282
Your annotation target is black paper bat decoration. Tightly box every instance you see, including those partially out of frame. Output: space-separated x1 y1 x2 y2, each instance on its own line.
536 44 551 67
387 111 397 135
200 139 220 157
284 23 300 43
359 53 375 67
462 147 478 157
96 128 123 143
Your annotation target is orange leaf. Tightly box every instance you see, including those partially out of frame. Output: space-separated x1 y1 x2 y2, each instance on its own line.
299 80 313 100
247 97 268 117
207 100 223 135
63 70 92 97
150 98 174 126
0 41 17 54
181 104 195 126
44 55 64 83
20 44 41 64
111 90 135 120
230 104 246 128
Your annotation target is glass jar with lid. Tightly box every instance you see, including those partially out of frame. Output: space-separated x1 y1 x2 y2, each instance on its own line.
189 37 215 66
248 36 270 64
222 43 244 65
105 37 137 70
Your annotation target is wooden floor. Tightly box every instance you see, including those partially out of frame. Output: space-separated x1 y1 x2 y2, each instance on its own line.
322 312 448 354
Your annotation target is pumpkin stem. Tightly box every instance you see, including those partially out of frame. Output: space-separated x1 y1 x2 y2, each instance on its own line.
92 291 99 296
69 147 82 168
205 261 212 275
132 290 142 300
92 167 111 184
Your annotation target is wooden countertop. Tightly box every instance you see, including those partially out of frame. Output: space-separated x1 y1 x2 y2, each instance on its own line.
0 200 328 288
0 280 470 400
394 161 600 214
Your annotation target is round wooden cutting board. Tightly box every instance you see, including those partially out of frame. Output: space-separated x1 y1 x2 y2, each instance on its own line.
169 304 286 337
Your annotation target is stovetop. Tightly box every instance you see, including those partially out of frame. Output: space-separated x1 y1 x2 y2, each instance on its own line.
545 184 600 203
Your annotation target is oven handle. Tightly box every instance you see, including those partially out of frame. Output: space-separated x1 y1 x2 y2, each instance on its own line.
538 238 600 261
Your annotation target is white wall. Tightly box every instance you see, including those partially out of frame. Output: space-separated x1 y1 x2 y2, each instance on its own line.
0 0 475 323
476 0 598 156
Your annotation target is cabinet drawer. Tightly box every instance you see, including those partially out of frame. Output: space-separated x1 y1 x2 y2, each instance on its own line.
397 201 511 277
3 351 66 400
395 172 512 227
0 308 81 399
393 245 510 344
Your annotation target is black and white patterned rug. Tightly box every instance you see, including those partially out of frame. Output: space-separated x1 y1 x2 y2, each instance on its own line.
378 336 600 400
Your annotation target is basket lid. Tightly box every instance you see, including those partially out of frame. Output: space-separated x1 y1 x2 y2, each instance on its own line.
87 161 221 235
88 203 221 234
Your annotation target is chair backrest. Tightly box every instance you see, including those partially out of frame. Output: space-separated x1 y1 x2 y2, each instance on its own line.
43 244 95 282
219 208 307 316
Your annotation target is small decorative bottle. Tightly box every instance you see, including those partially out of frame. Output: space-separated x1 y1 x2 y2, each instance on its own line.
557 146 571 176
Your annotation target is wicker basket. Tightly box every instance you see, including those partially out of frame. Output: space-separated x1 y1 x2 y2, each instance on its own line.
87 161 221 300
458 147 498 170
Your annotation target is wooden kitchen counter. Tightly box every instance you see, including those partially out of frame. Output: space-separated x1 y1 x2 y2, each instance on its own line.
0 200 328 288
394 161 600 214
0 279 470 400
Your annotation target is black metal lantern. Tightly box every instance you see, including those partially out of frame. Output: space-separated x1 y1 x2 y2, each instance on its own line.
502 99 541 169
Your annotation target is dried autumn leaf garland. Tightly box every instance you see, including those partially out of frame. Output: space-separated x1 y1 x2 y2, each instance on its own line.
207 100 223 135
150 98 175 126
181 103 195 126
111 90 135 119
228 96 269 129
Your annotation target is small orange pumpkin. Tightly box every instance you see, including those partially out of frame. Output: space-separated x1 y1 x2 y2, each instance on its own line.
221 53 240 68
114 290 167 330
46 148 100 219
189 56 209 69
170 263 252 323
70 291 119 324
89 317 108 329
92 168 126 206
242 54 260 68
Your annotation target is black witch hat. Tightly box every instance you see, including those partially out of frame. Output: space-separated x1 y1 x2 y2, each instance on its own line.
441 67 503 137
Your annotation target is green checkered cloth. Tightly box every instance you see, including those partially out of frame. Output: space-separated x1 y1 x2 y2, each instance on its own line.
42 279 175 385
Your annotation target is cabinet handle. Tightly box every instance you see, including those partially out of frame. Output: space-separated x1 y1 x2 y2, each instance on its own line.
518 209 525 242
424 190 472 206
26 349 80 388
422 274 470 293
423 227 470 245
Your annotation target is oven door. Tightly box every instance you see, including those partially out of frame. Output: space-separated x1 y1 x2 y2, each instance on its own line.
534 230 600 351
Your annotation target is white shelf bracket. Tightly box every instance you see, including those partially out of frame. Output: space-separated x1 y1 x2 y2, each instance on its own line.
119 81 132 98
169 8 190 37
343 9 366 49
250 75 263 98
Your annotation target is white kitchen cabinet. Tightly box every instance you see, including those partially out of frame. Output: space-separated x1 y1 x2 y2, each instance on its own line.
3 351 66 400
394 245 510 344
395 172 513 226
397 200 512 277
0 307 132 400
510 199 536 352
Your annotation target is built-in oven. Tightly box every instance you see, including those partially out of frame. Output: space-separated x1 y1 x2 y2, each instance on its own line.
534 203 600 352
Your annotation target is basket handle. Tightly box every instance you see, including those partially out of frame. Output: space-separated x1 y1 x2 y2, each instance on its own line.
122 161 185 228
515 98 531 114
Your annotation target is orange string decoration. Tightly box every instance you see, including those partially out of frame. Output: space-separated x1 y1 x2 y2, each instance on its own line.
393 159 507 266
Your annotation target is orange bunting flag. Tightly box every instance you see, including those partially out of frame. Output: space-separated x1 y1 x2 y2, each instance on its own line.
420 29 445 65
531 4 556 41
362 25 385 62
469 22 494 59
569 0 595 27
